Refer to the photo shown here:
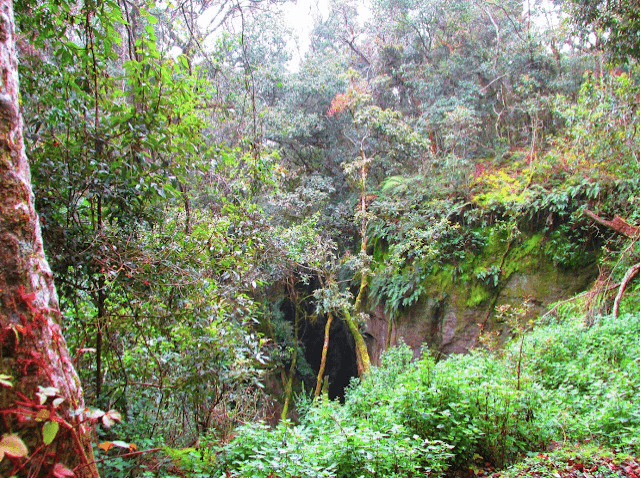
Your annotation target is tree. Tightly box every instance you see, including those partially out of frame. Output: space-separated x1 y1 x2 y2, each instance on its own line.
14 0 283 448
323 72 431 374
0 0 97 475
561 0 640 64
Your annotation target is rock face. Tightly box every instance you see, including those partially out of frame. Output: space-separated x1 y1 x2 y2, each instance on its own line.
365 247 598 364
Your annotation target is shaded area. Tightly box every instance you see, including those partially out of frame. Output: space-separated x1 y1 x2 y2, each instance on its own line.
300 314 358 400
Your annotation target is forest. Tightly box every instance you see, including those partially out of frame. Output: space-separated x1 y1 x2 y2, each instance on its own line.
0 0 639 476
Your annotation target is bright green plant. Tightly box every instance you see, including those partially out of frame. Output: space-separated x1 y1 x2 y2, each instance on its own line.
214 401 453 478
518 310 640 450
397 351 543 469
553 69 639 182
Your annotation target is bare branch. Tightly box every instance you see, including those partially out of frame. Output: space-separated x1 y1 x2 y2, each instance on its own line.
613 263 640 317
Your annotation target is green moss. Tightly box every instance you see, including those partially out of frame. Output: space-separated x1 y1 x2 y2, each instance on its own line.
465 284 492 308
481 226 510 259
371 237 386 263
375 221 590 322
432 268 455 291
415 229 550 310
502 233 544 277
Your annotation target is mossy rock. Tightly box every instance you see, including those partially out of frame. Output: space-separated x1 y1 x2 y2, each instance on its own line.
366 230 599 359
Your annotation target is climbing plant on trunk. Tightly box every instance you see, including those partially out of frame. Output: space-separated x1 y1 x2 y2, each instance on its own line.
326 71 430 374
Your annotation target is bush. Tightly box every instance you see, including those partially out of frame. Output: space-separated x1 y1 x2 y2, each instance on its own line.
519 311 640 450
394 351 544 469
216 400 453 478
342 342 544 469
171 302 639 477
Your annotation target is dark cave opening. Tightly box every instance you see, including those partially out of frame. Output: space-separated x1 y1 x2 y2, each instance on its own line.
299 314 359 400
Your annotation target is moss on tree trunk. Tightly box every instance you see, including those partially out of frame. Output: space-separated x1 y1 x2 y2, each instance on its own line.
0 1 98 475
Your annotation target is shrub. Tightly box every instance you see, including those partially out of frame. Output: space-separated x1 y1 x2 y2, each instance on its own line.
396 351 544 469
518 311 640 450
215 401 453 478
170 302 640 477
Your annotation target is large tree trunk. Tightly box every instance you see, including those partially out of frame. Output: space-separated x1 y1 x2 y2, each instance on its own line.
0 0 98 476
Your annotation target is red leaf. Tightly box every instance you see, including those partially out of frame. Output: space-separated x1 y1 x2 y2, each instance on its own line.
52 463 75 478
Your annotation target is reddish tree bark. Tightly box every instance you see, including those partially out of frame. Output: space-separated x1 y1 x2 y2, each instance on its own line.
613 263 640 318
0 0 98 476
583 209 640 238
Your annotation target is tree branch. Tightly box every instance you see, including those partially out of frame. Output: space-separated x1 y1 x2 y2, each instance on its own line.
613 263 640 317
583 209 640 238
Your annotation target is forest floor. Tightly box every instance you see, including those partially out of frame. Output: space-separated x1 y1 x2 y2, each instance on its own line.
488 440 640 478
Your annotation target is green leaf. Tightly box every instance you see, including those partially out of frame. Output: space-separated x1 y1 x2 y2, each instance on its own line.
43 421 60 446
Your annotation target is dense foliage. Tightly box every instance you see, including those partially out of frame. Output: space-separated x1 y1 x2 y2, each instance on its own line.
173 293 640 477
2 0 638 476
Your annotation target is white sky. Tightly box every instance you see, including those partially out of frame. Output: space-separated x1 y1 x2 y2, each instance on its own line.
282 0 328 70
280 0 558 71
170 0 560 69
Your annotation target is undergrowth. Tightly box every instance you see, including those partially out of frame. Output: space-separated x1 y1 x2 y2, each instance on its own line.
101 290 639 477
167 290 640 478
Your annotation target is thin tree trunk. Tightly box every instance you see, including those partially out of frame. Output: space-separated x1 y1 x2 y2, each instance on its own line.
344 149 372 377
314 312 333 398
0 1 98 475
95 278 106 402
386 317 393 350
342 307 371 377
180 182 192 235
281 308 298 421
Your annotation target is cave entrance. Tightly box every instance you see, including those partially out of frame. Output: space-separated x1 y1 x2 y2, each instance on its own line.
300 314 359 400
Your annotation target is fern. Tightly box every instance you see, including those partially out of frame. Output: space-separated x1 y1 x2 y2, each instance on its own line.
380 175 412 195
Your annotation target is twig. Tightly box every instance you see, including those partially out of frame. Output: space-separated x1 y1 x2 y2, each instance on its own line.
538 282 621 322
